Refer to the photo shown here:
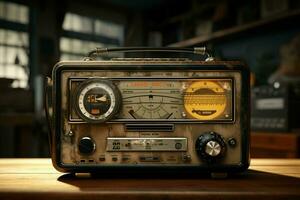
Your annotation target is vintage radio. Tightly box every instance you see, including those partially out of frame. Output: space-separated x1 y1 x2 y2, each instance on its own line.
46 47 250 178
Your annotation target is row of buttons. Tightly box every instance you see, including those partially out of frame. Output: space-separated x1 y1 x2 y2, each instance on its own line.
80 154 192 163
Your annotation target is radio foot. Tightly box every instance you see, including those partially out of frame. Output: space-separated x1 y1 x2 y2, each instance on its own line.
75 173 91 178
211 172 228 179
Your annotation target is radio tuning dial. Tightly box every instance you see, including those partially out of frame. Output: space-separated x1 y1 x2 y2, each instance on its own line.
195 132 226 163
75 79 121 123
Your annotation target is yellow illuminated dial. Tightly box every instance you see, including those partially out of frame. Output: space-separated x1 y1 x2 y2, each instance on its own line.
184 81 227 120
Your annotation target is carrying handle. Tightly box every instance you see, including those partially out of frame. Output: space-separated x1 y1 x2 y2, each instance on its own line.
85 47 214 61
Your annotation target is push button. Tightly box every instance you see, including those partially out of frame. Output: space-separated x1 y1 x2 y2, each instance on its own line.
175 142 182 149
139 156 160 162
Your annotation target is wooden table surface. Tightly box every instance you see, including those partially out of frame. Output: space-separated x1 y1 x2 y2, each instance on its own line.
0 159 300 200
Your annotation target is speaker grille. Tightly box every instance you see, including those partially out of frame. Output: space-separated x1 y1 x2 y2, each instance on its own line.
125 124 174 132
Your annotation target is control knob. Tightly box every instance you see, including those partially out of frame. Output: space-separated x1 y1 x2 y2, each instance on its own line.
195 132 226 163
78 136 96 155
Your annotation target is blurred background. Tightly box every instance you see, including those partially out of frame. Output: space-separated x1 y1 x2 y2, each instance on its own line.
0 0 299 158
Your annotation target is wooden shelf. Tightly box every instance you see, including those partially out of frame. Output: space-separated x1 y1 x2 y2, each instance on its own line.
251 132 300 158
169 9 300 47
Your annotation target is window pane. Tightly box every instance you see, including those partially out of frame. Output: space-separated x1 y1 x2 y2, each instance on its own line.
5 64 17 79
0 2 28 24
72 39 82 53
63 13 73 31
68 54 81 60
61 12 124 61
0 47 29 88
64 13 93 34
60 37 71 52
19 4 28 24
6 3 19 22
60 54 69 60
81 40 90 53
0 2 29 88
20 32 28 47
0 29 28 47
95 20 124 43
18 79 28 88
18 48 28 66
81 16 93 34
61 38 105 55
6 2 28 24
0 46 4 64
6 47 18 64
71 14 81 32
11 66 28 88
6 30 19 46
90 41 103 50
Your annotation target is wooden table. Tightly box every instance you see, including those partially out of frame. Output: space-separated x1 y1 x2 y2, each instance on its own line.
0 159 299 200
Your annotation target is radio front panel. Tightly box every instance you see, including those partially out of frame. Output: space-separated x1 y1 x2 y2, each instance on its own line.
54 65 246 169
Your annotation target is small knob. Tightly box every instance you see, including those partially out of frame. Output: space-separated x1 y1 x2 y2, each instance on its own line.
195 132 226 163
205 140 221 157
78 136 96 155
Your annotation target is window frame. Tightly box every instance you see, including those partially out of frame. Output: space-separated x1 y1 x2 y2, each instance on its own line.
60 12 124 60
0 1 29 88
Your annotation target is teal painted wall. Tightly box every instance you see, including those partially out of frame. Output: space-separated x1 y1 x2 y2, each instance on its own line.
215 28 300 85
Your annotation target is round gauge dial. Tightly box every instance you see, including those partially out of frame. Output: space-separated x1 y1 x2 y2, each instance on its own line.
183 81 227 120
75 79 121 122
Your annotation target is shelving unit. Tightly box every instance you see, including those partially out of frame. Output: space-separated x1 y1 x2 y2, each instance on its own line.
169 9 300 47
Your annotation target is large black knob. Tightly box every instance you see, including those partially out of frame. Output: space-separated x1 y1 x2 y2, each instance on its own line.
195 132 226 163
78 136 96 155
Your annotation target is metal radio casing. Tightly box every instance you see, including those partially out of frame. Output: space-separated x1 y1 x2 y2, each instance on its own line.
47 60 250 175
